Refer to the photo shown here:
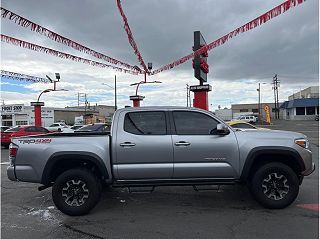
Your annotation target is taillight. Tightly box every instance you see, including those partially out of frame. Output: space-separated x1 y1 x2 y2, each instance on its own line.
9 143 18 166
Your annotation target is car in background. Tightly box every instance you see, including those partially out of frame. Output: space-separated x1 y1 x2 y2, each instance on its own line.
70 125 83 131
232 115 257 124
1 125 50 148
46 122 70 132
227 121 269 131
0 126 10 132
75 123 110 133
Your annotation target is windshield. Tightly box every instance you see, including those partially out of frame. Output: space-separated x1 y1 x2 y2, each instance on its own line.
5 126 20 132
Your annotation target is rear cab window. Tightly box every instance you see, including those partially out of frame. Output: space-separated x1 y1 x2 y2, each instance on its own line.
124 111 167 135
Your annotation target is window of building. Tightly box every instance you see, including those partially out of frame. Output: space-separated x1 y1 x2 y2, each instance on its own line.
296 107 305 115
240 109 248 112
1 115 12 120
16 121 28 126
124 111 167 135
173 111 219 135
251 109 258 113
306 107 316 115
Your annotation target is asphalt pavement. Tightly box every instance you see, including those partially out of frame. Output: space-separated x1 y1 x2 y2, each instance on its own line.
1 120 319 239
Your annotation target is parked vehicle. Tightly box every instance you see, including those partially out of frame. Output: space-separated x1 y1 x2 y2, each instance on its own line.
1 125 50 148
46 122 69 132
75 123 110 133
70 125 83 131
227 121 269 130
236 115 257 124
7 107 314 216
0 126 10 132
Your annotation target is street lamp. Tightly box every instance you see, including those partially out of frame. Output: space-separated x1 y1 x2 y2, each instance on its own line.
130 80 162 96
102 75 117 110
32 73 67 127
257 82 267 123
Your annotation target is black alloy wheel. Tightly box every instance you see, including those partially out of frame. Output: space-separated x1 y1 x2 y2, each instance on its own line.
52 168 101 216
249 162 299 209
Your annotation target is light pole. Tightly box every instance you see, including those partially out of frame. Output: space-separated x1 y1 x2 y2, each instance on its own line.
129 80 162 107
257 82 267 123
31 73 67 127
102 75 117 111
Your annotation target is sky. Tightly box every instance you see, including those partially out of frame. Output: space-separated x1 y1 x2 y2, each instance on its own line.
1 0 319 110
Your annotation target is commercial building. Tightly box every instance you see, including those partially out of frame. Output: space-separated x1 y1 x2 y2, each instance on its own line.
280 86 319 120
1 104 115 127
231 103 276 119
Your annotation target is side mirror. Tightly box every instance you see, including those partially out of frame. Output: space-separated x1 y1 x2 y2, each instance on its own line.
211 123 230 135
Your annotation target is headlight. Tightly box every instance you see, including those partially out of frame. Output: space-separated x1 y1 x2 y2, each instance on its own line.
295 138 309 149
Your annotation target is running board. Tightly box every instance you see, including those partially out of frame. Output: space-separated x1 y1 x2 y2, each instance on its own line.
192 185 222 192
128 186 155 193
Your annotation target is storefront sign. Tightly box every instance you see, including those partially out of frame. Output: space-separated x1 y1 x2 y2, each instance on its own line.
1 104 24 114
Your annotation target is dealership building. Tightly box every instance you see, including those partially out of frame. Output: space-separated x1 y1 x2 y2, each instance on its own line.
1 104 115 127
280 86 319 120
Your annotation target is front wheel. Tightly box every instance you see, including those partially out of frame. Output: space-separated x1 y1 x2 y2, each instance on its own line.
249 162 299 209
52 168 101 216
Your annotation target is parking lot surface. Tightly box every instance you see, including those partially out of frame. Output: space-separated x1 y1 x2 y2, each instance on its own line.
1 120 319 239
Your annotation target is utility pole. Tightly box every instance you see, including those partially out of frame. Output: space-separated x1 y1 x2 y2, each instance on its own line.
272 74 280 119
257 83 261 122
186 84 190 107
114 75 117 111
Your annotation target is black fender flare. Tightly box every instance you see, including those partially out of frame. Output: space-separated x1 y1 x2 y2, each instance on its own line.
240 146 305 180
41 151 109 185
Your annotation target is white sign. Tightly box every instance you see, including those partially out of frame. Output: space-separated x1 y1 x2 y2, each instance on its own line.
1 104 24 114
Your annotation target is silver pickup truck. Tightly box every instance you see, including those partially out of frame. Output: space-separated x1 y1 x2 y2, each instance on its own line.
7 107 315 215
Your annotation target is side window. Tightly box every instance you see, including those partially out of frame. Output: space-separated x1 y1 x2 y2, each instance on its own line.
124 111 167 135
173 111 218 135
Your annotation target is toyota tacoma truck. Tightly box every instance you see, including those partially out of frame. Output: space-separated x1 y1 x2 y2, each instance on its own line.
7 107 315 216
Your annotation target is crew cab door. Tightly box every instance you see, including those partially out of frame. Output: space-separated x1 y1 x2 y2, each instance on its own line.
171 110 240 179
114 110 174 180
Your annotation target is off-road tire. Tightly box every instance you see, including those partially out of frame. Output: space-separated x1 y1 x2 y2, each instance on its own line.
52 168 101 216
249 162 299 209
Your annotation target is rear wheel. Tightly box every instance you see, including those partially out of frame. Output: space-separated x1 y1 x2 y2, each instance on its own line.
52 168 101 216
249 162 299 209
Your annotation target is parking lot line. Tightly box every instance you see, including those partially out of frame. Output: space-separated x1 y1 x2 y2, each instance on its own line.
296 204 319 212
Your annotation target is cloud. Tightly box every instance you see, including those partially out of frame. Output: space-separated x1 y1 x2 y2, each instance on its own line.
1 0 318 110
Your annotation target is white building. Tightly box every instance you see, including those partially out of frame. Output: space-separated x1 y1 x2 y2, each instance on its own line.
1 104 54 127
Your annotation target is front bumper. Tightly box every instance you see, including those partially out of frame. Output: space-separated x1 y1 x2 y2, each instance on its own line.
7 165 17 181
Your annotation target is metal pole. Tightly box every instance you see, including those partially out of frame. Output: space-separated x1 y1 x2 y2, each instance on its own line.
258 83 261 121
114 75 117 111
186 84 189 107
273 76 277 119
275 74 280 119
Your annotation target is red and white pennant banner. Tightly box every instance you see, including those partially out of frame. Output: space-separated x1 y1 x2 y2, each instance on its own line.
151 0 306 75
116 0 148 72
1 7 140 73
1 70 50 83
1 34 139 75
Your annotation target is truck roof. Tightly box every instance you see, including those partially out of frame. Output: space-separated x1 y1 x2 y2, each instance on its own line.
118 106 210 112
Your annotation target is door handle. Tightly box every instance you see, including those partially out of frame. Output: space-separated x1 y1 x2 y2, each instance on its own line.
120 142 136 147
175 141 191 146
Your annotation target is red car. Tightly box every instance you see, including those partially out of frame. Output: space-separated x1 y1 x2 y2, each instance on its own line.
1 125 50 148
